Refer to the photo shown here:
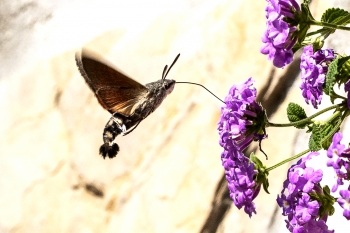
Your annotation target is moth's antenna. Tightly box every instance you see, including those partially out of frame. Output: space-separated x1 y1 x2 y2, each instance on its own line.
162 65 168 80
163 53 180 79
176 81 225 104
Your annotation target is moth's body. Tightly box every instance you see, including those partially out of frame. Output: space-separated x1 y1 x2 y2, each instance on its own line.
100 79 175 157
75 50 177 159
120 79 175 129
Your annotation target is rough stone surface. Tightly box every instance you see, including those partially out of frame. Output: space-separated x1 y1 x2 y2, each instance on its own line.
1 0 349 233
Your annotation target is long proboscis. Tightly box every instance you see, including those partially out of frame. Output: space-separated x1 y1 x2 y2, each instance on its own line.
176 81 225 104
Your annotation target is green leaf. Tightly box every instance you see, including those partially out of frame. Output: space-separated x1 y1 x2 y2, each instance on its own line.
309 124 322 151
292 28 328 53
250 153 270 194
321 8 350 25
320 123 333 150
262 178 270 194
312 8 350 42
250 153 263 167
320 185 336 218
287 103 308 128
296 3 313 44
337 56 350 84
320 114 341 150
323 57 339 102
324 56 350 103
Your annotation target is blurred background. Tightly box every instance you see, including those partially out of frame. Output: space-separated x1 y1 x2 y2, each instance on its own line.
1 0 349 232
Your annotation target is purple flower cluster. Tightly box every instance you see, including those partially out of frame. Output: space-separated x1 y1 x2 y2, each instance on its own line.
218 78 266 151
221 148 259 217
261 0 301 68
326 132 350 192
327 132 350 220
218 78 266 217
277 152 334 233
300 45 335 109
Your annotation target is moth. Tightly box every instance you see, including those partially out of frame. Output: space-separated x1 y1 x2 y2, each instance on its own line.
75 50 180 159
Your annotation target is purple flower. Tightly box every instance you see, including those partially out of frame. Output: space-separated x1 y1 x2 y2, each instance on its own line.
277 193 294 216
295 193 319 224
302 167 323 192
261 0 301 68
338 187 350 220
327 132 350 192
218 78 266 152
278 152 334 232
300 219 334 233
221 145 259 217
218 78 267 217
285 153 321 195
300 45 335 109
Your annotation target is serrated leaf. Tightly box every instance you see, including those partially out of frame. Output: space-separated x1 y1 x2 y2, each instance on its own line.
338 56 350 84
287 103 307 120
309 124 322 151
316 8 350 39
338 56 350 68
321 8 350 25
287 103 308 128
306 125 313 133
321 123 333 150
323 57 339 101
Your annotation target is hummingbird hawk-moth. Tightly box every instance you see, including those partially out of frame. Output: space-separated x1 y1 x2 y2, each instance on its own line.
75 50 179 159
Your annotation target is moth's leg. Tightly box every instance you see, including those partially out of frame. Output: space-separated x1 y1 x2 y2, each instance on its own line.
99 116 124 159
122 120 142 136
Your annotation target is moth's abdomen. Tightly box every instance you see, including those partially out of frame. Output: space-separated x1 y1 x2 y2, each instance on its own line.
100 117 123 159
100 143 119 159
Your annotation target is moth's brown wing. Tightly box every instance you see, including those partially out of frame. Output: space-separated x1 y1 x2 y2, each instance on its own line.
75 51 148 116
96 86 148 116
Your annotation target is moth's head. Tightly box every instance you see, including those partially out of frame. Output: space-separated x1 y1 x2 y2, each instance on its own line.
162 79 176 95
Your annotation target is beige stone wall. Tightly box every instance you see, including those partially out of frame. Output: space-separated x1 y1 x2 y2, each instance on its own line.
1 0 348 233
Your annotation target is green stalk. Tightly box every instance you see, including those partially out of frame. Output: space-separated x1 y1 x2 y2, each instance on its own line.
266 149 310 172
265 111 346 173
266 105 339 128
321 110 342 125
320 111 346 144
309 19 350 31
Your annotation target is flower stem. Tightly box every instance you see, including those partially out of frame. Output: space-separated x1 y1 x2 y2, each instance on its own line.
309 19 350 32
323 110 341 124
320 111 345 144
266 105 339 127
266 111 346 173
266 149 310 172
